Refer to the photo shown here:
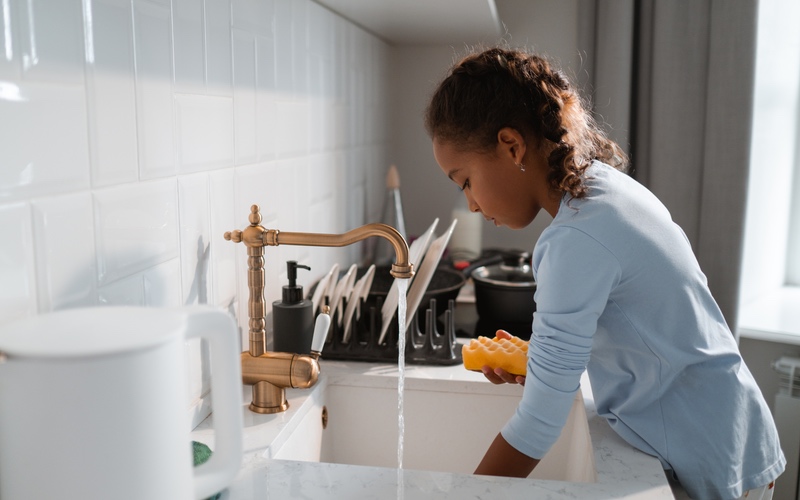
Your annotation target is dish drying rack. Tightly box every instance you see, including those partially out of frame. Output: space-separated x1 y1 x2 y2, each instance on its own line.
321 297 463 366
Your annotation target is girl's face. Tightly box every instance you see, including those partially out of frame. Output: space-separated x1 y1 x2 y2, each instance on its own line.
432 131 556 229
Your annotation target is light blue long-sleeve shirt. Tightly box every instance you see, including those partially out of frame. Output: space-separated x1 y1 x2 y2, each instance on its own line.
501 162 785 499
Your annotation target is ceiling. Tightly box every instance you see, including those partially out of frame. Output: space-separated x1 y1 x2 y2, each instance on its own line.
313 0 503 46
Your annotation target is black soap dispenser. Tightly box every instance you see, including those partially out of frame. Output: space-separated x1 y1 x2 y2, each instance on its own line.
272 261 314 354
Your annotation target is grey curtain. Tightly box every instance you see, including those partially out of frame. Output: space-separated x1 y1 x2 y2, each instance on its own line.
578 0 759 334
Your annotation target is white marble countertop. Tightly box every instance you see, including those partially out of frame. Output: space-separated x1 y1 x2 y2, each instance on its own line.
192 360 676 499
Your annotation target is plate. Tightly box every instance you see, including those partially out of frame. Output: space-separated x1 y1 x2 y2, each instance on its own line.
404 219 457 331
331 264 357 327
342 264 375 343
310 263 339 314
378 218 439 345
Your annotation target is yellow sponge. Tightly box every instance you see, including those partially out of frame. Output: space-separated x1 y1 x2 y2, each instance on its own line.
462 335 529 376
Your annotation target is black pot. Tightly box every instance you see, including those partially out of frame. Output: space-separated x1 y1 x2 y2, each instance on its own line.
471 256 536 324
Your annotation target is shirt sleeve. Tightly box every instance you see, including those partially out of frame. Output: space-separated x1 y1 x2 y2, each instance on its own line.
502 226 621 459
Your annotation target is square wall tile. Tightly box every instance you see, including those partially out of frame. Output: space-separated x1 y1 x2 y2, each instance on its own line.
31 192 97 312
0 0 21 81
256 33 277 161
133 0 175 179
233 28 257 165
0 82 91 201
206 0 233 96
178 173 212 306
208 168 237 309
273 0 292 93
235 161 278 222
176 94 234 172
86 0 138 187
275 99 308 157
173 0 205 95
307 153 334 205
232 0 273 36
93 179 179 285
142 259 182 307
291 0 308 94
0 202 36 324
18 0 84 84
307 0 333 60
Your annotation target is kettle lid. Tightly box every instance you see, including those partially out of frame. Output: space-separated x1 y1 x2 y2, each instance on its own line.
0 307 188 359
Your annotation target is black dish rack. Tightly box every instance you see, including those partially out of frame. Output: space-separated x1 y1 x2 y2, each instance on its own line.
321 296 462 366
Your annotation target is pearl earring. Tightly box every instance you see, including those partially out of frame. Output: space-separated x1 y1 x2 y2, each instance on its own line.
517 162 526 172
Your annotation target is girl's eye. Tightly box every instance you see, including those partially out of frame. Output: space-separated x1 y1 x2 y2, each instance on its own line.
459 179 470 192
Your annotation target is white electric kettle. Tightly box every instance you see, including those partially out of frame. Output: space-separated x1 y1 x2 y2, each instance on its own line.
0 306 243 500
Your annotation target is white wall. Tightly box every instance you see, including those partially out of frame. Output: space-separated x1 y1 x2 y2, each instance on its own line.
0 0 389 422
387 0 581 252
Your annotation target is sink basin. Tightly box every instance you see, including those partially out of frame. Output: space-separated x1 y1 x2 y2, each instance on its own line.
272 374 596 483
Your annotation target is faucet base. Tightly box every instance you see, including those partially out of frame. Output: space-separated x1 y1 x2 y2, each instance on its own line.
249 380 289 414
249 401 289 414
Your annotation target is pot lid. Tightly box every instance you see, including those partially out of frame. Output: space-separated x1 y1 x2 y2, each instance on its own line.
471 262 536 288
0 307 187 359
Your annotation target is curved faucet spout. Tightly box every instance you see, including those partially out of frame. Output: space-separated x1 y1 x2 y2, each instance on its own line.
274 223 414 279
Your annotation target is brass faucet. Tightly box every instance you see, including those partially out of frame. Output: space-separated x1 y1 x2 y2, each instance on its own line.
224 205 414 413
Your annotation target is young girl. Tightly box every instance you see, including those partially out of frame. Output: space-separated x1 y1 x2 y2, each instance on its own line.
425 47 785 500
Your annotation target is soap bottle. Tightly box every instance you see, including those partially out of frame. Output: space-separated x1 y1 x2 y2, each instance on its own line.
272 261 314 354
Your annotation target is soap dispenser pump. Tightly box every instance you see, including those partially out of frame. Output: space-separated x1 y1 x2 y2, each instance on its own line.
272 261 315 354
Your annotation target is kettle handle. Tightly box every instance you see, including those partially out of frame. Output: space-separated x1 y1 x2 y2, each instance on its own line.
184 307 243 500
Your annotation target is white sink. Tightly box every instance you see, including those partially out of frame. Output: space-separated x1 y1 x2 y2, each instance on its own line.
272 373 596 483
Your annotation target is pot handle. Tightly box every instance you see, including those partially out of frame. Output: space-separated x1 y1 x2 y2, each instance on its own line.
184 307 243 500
461 255 503 277
461 250 532 277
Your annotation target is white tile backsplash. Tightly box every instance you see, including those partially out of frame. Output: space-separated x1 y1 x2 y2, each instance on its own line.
0 202 37 321
0 81 91 201
93 179 180 285
172 0 206 95
133 0 176 179
175 93 234 172
19 0 85 84
205 0 233 96
0 0 390 423
177 172 212 305
232 28 257 165
85 0 139 188
31 193 97 311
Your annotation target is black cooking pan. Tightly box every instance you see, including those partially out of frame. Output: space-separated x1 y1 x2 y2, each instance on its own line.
469 252 536 324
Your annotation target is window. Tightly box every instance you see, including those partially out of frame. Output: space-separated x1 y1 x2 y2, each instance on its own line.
738 0 800 341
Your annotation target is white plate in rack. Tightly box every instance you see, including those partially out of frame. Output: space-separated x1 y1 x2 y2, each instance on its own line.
310 263 339 314
342 264 375 343
378 218 439 345
331 264 357 327
404 219 457 331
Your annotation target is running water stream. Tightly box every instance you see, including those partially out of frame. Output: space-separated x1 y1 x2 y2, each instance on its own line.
395 279 409 498
396 279 408 468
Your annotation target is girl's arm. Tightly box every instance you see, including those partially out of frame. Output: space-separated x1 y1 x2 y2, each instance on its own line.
474 432 540 477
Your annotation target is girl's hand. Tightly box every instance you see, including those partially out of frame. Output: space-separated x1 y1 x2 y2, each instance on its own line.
480 330 527 386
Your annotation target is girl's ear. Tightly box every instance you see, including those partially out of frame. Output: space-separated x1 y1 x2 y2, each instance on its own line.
496 128 527 164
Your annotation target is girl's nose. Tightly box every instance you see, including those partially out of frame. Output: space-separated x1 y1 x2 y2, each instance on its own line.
464 192 480 214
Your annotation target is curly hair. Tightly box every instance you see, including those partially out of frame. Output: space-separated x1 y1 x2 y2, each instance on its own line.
424 47 628 200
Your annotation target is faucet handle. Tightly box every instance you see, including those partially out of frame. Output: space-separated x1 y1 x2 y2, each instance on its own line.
224 230 243 243
310 310 331 357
